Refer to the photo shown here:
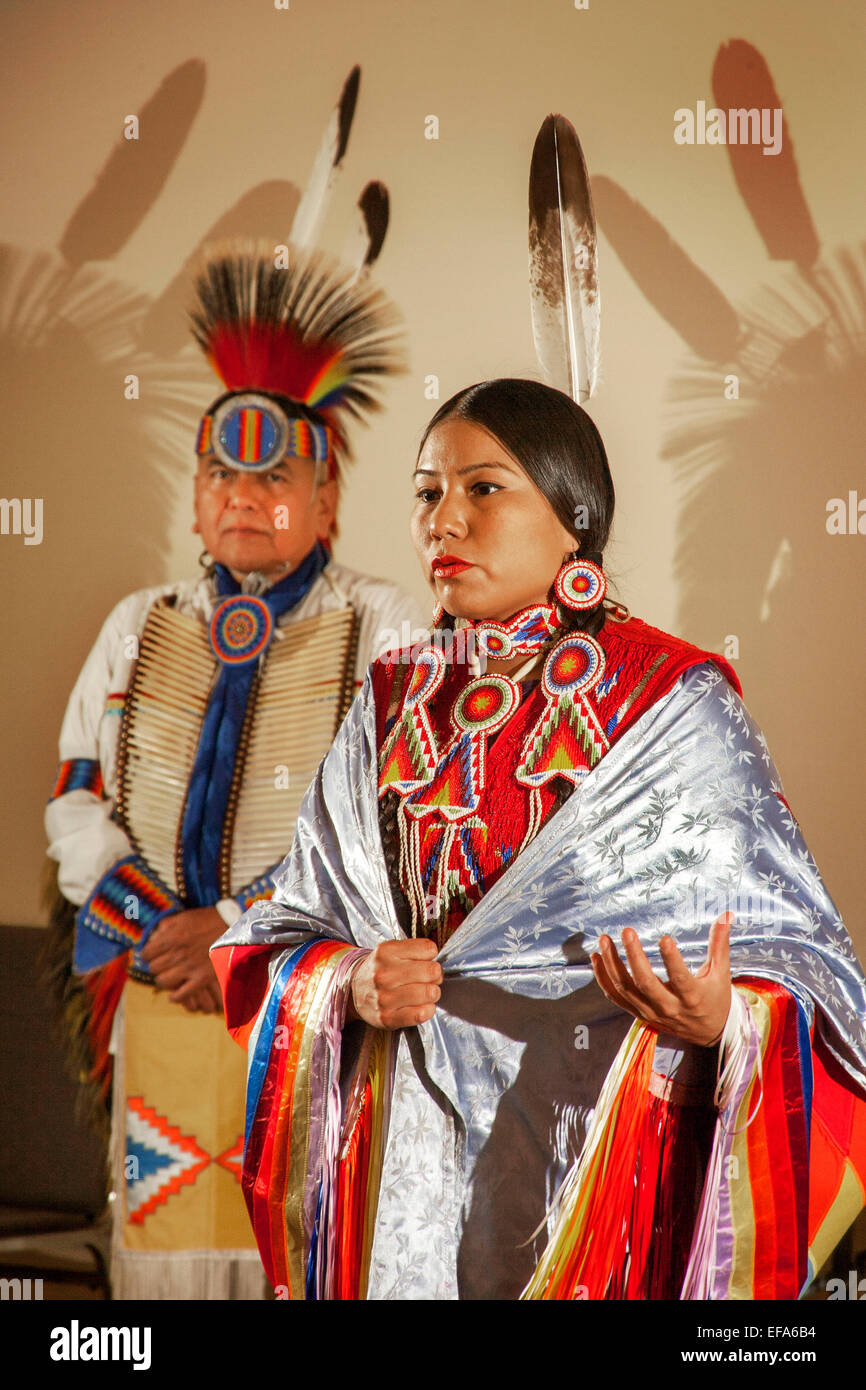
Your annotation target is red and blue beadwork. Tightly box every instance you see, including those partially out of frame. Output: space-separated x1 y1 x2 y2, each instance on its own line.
476 606 558 659
542 634 605 696
405 645 447 708
209 597 273 666
436 604 561 661
197 391 332 471
451 675 520 734
476 623 515 659
554 558 607 612
217 403 282 467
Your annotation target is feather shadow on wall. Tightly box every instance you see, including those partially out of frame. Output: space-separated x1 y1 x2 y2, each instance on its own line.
591 39 866 960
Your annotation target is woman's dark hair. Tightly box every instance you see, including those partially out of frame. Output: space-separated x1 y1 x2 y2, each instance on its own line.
418 379 615 634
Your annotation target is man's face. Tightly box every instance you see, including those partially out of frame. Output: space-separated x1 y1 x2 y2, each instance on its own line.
193 455 336 578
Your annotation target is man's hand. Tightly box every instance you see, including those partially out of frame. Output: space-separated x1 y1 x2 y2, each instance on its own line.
347 938 442 1030
141 907 226 1014
590 914 732 1047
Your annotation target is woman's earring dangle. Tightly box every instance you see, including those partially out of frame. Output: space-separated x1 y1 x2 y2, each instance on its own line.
554 555 607 612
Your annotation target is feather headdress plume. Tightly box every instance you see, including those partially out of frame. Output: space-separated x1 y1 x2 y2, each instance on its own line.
529 115 600 403
190 242 405 481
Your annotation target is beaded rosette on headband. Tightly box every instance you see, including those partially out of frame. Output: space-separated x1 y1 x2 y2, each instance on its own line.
189 243 404 487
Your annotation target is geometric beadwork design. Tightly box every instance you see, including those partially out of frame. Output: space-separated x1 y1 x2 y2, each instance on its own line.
125 1097 211 1225
517 634 609 788
378 707 439 795
405 645 447 709
542 634 605 697
516 693 609 788
475 621 515 660
50 757 105 801
74 855 180 974
376 609 734 949
475 603 562 660
378 646 446 796
405 734 483 822
451 675 519 734
235 873 276 913
405 676 520 822
215 401 284 468
209 596 273 666
554 558 607 611
201 394 332 469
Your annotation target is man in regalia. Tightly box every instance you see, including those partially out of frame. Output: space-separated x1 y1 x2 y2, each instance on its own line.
45 244 427 1298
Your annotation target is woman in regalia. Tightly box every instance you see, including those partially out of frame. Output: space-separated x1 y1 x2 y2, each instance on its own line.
212 377 866 1301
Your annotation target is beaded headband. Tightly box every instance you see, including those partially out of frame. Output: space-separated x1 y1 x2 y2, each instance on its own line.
195 394 333 472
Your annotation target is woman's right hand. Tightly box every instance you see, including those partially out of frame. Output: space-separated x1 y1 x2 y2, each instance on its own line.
347 938 443 1029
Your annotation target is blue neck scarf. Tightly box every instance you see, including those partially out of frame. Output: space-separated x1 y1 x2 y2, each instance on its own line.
180 542 329 906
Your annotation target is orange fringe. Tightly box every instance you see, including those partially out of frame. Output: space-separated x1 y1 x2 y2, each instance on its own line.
332 1078 373 1301
538 1030 715 1300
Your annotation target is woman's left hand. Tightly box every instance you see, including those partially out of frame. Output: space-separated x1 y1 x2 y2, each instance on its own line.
590 913 732 1047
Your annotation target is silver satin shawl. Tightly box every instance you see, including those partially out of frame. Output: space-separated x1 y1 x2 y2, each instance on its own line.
217 662 866 1300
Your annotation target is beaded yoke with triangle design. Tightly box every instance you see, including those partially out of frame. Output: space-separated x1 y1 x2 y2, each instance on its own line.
374 613 740 947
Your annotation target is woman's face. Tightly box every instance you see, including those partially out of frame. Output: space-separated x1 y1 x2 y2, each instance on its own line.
411 417 577 622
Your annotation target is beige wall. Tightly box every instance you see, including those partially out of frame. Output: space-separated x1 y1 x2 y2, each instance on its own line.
2 0 864 959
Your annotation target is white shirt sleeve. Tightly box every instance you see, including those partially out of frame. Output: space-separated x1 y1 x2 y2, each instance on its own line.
44 589 162 906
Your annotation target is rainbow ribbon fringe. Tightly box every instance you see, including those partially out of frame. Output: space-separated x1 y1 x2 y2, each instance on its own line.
214 938 393 1299
523 981 866 1301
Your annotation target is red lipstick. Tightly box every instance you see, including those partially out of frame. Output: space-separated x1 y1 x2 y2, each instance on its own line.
432 554 474 578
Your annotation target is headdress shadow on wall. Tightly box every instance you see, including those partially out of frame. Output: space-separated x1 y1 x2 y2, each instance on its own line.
2 57 390 926
588 38 865 947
